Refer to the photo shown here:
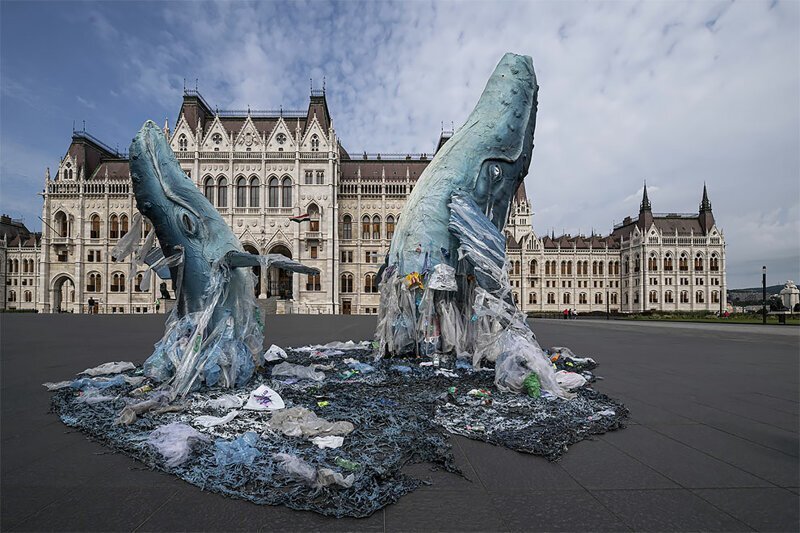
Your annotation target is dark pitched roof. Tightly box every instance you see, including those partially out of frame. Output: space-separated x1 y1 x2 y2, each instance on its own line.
305 92 331 135
340 160 430 181
65 131 125 180
514 181 528 204
0 215 31 242
506 234 521 249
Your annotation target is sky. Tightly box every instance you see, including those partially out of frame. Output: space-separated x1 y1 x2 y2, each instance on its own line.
1 0 798 289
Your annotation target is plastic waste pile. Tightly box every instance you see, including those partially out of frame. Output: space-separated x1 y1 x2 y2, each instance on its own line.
47 340 627 517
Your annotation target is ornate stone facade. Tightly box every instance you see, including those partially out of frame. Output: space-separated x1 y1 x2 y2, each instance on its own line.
3 89 726 315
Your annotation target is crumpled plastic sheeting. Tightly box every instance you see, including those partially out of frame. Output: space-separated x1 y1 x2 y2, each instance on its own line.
49 345 627 518
271 362 325 382
268 407 354 438
80 361 136 376
214 431 261 466
147 422 210 467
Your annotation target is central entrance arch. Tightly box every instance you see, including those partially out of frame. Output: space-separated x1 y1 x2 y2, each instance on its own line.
52 274 75 313
242 244 261 297
267 244 293 299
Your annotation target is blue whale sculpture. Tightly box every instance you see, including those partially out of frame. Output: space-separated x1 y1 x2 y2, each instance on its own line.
376 53 566 397
126 121 318 396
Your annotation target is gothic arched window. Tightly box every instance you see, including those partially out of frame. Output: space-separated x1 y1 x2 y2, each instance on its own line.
90 214 101 239
249 177 260 207
178 134 187 151
341 215 352 240
281 177 292 207
268 177 279 207
386 215 395 240
341 273 354 293
109 214 119 239
236 176 247 207
372 215 381 240
364 273 378 293
119 214 129 238
311 134 320 152
204 176 215 204
362 215 371 240
217 177 228 208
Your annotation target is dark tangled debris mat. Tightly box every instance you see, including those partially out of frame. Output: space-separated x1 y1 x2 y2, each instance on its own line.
50 345 628 518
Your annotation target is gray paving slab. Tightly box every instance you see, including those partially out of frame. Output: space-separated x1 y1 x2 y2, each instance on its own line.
557 438 679 490
2 314 798 532
653 424 800 487
591 488 754 532
693 488 800 533
600 425 772 488
487 490 632 532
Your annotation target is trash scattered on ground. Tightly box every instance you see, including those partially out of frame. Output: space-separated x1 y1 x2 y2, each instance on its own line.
49 343 627 517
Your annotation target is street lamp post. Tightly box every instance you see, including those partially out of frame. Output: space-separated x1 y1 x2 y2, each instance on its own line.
762 265 767 325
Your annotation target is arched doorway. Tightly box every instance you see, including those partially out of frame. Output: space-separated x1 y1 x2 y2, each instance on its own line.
267 244 292 299
52 275 75 313
242 244 261 297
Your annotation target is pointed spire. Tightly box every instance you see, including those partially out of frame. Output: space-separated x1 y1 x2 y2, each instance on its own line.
638 181 653 230
700 182 712 212
45 167 50 180
640 181 651 212
163 117 170 138
698 182 715 234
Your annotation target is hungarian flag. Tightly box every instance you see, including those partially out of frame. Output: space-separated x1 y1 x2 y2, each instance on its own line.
290 213 310 223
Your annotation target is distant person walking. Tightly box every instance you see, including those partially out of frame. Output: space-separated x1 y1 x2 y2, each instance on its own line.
87 297 95 315
563 308 569 320
155 299 161 314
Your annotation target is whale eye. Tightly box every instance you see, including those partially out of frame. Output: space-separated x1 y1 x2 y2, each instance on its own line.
491 164 502 180
181 213 195 234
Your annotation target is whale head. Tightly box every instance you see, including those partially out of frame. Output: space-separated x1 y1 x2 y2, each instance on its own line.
443 52 539 229
129 121 241 314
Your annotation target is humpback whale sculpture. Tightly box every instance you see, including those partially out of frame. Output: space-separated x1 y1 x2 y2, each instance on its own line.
114 121 318 396
376 53 566 397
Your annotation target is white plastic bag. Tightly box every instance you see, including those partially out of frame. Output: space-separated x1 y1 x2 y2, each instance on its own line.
244 384 285 411
263 344 287 362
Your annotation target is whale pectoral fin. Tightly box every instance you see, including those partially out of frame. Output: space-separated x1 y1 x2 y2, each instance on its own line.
225 251 320 275
447 191 508 297
224 251 261 268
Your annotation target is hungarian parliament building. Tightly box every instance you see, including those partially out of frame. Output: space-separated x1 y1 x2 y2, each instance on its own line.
1 89 727 315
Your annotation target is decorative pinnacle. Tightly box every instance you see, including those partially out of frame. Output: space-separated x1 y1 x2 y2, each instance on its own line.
700 182 712 212
640 182 651 212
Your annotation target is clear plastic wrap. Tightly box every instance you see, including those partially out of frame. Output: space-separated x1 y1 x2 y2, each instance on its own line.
110 212 142 262
193 410 239 428
147 422 210 468
274 453 317 485
206 394 243 410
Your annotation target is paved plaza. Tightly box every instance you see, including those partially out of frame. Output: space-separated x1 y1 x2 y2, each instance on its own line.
1 314 798 532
